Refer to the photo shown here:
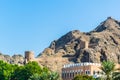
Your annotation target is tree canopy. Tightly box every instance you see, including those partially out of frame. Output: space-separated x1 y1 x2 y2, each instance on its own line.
0 60 60 80
100 61 120 80
73 75 95 80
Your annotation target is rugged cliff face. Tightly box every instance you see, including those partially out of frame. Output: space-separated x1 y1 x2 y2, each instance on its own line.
37 17 120 73
0 53 24 65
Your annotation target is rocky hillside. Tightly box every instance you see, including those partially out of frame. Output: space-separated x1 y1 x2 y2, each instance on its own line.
0 53 24 65
37 17 120 73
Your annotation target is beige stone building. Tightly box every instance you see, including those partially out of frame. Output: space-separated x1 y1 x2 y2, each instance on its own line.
62 62 120 80
62 63 103 80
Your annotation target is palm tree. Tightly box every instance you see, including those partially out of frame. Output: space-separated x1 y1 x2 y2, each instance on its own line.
100 61 120 80
49 72 60 80
112 72 120 80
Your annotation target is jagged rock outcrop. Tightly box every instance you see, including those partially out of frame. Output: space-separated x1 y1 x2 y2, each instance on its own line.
0 53 24 65
37 17 120 74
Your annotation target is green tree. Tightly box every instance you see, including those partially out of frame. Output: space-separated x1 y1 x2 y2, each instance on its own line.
73 75 95 80
95 77 103 80
28 73 41 80
0 60 60 80
28 72 60 80
0 60 16 80
49 72 59 80
11 65 24 80
39 72 50 80
12 61 42 80
24 61 42 79
100 61 120 80
112 72 120 80
39 67 60 80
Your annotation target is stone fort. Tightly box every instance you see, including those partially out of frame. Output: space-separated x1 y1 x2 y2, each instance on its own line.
24 39 90 63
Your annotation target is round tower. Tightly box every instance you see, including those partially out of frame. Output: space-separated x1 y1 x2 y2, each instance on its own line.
25 51 34 63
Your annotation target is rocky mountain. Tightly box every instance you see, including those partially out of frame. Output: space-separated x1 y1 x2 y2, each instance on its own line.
37 17 120 74
0 53 24 65
0 17 120 75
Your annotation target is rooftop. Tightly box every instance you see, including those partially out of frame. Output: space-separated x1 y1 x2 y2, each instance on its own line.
63 62 101 68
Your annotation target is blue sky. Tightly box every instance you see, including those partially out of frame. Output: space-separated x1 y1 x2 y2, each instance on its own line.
0 0 120 56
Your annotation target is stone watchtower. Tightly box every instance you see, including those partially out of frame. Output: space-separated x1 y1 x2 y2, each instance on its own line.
24 51 34 64
80 38 88 49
